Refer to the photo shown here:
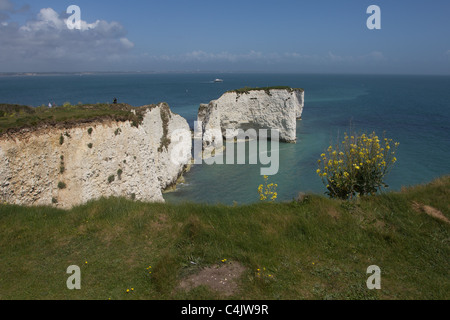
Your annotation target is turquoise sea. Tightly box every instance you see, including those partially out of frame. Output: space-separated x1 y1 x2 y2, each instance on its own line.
1 73 449 204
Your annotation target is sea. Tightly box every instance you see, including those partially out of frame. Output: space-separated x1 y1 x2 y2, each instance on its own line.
1 73 449 205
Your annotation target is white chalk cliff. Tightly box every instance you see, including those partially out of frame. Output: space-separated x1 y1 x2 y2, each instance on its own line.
197 87 304 150
0 103 192 208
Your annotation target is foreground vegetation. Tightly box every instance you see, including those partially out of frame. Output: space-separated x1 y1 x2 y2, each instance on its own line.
317 131 400 200
0 176 448 300
0 103 151 135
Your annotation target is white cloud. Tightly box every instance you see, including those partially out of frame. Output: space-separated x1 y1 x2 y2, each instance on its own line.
327 51 385 63
0 7 134 71
144 50 385 67
179 50 264 62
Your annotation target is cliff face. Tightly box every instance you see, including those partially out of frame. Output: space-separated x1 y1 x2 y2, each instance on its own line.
0 103 192 208
197 88 304 150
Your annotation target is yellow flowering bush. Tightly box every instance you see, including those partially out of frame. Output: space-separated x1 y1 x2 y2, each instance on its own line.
317 131 399 199
257 175 278 202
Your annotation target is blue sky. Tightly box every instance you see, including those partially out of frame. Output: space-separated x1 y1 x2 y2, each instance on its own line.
1 0 449 74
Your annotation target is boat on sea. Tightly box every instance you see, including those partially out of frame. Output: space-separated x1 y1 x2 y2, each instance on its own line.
214 79 224 83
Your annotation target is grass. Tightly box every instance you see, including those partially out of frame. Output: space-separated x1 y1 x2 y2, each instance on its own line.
0 176 448 300
157 103 172 153
0 103 153 135
228 86 304 95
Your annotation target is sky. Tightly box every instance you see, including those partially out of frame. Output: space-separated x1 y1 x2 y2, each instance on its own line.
0 0 449 74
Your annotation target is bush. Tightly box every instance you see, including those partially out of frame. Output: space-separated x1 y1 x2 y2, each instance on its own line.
257 175 278 201
108 175 115 184
317 131 399 200
57 182 66 189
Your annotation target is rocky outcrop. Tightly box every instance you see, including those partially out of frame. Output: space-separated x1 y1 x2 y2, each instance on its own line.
0 103 192 208
197 87 304 150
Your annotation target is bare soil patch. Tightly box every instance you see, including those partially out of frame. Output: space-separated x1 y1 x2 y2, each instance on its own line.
412 201 450 224
178 261 246 297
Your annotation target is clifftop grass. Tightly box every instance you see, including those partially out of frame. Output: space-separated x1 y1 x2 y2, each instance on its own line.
228 86 304 95
0 176 448 300
0 103 157 136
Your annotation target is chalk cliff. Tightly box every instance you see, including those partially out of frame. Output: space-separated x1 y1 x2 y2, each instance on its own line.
197 87 304 150
0 103 192 208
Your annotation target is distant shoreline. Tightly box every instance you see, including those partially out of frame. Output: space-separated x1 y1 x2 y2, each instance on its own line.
1 71 450 78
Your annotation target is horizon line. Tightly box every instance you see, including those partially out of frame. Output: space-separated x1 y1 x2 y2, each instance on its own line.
1 71 450 77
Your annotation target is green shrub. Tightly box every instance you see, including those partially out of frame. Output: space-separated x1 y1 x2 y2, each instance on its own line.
317 131 399 200
257 175 278 201
57 182 66 189
88 128 93 135
108 175 115 184
87 143 93 149
59 134 64 145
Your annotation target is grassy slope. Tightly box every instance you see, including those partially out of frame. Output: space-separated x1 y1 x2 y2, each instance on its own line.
0 103 151 135
0 176 448 300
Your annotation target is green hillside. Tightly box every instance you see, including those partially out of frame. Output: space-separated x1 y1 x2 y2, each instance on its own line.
0 176 448 300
